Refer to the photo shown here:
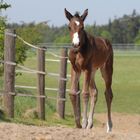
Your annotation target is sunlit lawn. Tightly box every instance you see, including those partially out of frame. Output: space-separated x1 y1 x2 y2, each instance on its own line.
0 50 140 126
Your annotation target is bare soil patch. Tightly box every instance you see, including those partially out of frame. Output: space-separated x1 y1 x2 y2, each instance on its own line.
0 113 139 140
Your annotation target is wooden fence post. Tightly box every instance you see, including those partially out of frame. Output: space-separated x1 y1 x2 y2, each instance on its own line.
3 29 16 118
57 48 68 119
37 48 45 120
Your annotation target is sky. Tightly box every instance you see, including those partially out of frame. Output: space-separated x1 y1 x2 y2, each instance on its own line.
2 0 140 26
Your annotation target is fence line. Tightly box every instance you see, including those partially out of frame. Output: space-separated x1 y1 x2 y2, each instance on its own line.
47 51 68 59
3 31 71 82
2 29 71 119
15 85 71 92
1 61 70 82
0 91 66 101
15 69 70 81
17 64 46 75
45 59 71 63
2 29 140 119
4 29 138 119
5 32 17 37
5 31 70 59
16 69 37 74
45 59 60 62
6 32 140 51
0 59 46 75
5 32 47 51
0 60 16 66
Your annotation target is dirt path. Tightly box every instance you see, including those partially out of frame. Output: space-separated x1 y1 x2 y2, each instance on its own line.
0 113 140 140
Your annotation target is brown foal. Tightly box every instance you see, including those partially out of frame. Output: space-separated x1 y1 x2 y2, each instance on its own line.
64 8 113 132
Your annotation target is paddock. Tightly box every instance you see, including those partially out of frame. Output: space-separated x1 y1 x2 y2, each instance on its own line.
0 29 140 139
0 113 139 140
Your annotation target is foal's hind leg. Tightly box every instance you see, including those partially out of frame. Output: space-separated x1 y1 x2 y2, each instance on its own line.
101 63 113 132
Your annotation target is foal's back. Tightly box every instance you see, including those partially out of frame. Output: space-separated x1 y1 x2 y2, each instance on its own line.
88 35 113 69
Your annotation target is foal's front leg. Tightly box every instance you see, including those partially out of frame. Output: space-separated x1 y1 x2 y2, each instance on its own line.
70 68 81 128
82 70 91 128
87 70 98 129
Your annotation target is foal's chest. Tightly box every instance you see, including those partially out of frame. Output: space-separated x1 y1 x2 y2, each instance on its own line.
74 53 90 71
69 50 92 72
75 53 83 65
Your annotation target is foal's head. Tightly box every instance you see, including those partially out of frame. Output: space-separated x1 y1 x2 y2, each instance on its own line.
64 8 88 51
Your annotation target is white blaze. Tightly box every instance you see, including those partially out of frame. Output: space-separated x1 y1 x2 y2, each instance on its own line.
72 32 80 45
75 21 80 26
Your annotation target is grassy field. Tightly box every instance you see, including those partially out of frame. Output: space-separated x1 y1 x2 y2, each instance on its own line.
0 50 140 126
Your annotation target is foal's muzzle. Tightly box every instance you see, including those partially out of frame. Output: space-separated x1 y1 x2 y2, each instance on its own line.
72 44 80 53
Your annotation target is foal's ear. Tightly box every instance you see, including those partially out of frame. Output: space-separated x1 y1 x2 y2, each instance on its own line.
81 9 88 21
64 8 73 21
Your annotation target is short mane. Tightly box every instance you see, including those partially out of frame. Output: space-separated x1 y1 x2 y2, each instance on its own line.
74 12 80 18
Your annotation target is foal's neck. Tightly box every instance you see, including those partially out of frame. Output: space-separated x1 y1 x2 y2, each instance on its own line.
79 30 90 54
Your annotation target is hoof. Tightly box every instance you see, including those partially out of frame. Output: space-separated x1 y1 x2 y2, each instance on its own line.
86 122 93 129
76 124 82 128
76 120 82 128
86 118 93 129
86 124 93 129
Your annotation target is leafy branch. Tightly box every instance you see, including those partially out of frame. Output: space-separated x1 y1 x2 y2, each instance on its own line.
0 0 11 10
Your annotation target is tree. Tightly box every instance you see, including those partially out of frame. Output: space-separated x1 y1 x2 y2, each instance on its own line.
0 17 5 75
54 34 70 44
101 30 112 41
1 1 48 76
0 0 11 75
0 0 11 10
17 23 47 62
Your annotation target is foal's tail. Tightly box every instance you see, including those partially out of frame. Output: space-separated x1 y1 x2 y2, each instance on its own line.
105 39 114 75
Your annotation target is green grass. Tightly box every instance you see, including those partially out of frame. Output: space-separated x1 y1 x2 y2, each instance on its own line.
95 52 140 114
0 50 140 126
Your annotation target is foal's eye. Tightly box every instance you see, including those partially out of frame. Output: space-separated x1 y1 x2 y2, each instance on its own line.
68 26 71 30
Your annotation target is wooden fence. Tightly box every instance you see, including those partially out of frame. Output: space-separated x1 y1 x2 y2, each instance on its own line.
1 29 72 120
2 29 139 121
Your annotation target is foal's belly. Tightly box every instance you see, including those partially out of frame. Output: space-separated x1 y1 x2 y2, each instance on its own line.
92 59 106 69
92 51 109 69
